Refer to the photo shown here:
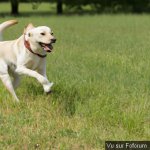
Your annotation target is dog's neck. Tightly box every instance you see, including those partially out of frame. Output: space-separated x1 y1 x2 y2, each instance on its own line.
24 36 47 58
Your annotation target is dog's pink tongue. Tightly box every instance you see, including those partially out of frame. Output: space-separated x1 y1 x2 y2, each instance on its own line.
43 45 50 51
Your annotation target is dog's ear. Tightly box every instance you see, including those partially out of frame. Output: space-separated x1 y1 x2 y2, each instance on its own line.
24 23 35 34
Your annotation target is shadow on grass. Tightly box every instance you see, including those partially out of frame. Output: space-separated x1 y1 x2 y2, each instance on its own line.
21 81 80 116
51 84 82 117
21 78 44 97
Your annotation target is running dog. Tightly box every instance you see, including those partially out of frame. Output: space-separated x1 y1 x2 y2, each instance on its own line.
0 20 56 102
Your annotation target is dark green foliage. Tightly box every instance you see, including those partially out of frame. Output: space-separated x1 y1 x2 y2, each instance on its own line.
2 0 150 14
63 0 150 13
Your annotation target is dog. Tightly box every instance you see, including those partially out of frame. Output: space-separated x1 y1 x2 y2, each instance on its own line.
0 20 56 102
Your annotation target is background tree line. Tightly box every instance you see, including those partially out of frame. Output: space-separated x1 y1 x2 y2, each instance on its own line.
1 0 150 15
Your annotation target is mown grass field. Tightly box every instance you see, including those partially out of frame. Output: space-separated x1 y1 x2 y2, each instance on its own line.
0 3 150 150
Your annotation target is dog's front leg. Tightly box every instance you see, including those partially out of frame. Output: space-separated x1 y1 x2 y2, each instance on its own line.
16 66 53 93
38 69 53 93
12 72 20 89
37 59 53 93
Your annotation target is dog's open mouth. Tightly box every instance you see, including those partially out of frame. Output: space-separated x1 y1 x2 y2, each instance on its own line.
39 42 53 52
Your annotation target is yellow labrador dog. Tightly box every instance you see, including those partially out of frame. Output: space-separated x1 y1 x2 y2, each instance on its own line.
0 20 56 102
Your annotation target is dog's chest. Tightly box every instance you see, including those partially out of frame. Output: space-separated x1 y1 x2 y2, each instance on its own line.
25 57 41 70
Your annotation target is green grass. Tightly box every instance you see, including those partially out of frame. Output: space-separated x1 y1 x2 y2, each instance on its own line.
0 3 150 149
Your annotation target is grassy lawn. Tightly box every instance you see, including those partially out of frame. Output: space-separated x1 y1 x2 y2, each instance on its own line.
0 3 150 150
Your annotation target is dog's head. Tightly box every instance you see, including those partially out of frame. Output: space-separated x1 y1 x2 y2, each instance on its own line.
24 23 56 53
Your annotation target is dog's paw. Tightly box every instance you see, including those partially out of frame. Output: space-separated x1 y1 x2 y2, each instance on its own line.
43 82 53 93
46 90 52 95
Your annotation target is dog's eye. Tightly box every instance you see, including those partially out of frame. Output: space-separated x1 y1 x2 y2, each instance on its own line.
51 32 54 35
40 33 45 36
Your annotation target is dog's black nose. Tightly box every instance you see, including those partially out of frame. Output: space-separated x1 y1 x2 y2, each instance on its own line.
51 38 56 43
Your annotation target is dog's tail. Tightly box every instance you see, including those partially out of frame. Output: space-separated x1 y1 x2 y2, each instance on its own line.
0 20 18 41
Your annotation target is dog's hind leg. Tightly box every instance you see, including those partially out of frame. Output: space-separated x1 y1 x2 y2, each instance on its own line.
0 74 19 102
0 61 19 102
